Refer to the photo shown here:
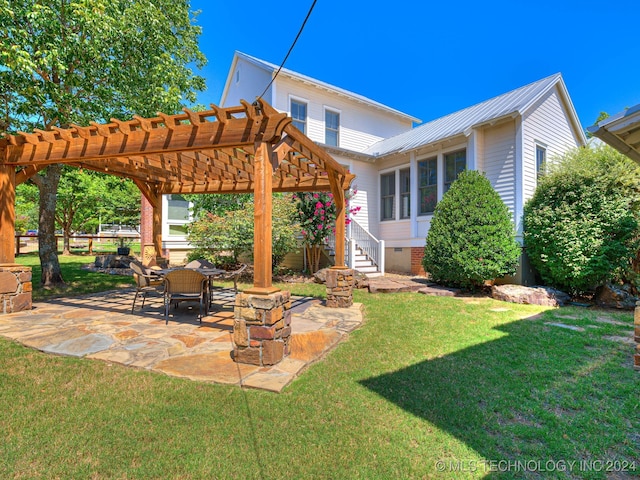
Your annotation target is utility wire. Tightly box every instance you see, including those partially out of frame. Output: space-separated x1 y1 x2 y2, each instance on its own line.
256 0 318 102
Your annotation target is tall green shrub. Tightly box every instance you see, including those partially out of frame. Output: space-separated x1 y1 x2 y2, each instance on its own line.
523 164 639 295
422 170 520 289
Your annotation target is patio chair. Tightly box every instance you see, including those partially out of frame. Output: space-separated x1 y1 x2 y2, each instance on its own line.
130 261 164 313
218 263 247 293
185 258 216 269
163 269 208 324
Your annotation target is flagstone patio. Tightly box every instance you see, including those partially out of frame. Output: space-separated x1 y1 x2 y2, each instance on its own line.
0 288 363 392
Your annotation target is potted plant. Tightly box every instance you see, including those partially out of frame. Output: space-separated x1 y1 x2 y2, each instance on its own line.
117 237 132 256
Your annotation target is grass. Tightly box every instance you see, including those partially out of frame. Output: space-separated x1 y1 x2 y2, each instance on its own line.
2 259 639 478
15 253 135 301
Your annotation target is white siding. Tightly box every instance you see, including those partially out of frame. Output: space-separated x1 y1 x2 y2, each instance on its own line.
345 159 378 236
522 87 582 201
273 76 412 153
481 121 517 221
221 59 273 106
380 221 411 243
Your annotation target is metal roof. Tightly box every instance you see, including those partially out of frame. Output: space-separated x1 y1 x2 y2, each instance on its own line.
231 51 421 124
587 104 640 164
364 73 575 156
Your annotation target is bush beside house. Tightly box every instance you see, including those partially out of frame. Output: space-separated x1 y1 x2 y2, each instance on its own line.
523 145 640 295
422 171 520 289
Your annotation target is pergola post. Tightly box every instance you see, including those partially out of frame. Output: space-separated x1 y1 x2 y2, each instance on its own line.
0 165 16 265
233 141 292 366
247 141 278 295
152 189 163 260
0 165 32 313
326 173 355 308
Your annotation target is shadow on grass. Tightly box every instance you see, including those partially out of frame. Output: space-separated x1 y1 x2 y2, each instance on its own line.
360 312 639 477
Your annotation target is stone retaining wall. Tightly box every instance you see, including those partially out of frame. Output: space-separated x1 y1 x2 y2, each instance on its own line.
0 264 32 314
233 290 292 366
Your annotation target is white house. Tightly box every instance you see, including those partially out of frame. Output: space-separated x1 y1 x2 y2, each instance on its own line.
152 51 586 284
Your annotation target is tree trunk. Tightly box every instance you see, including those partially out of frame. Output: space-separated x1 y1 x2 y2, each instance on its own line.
306 244 322 274
62 227 71 255
37 165 65 286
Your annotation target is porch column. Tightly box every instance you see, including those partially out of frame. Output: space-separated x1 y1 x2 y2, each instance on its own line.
0 165 32 313
233 141 291 366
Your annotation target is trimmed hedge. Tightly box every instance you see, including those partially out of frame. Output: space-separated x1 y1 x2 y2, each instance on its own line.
422 170 520 289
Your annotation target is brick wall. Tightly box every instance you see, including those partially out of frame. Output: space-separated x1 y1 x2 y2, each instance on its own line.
140 195 153 247
410 247 426 275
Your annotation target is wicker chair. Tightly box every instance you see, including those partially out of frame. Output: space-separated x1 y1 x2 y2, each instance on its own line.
130 261 164 313
219 263 247 293
163 269 208 324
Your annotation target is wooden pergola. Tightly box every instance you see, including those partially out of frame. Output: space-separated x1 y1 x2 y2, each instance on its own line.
0 99 355 293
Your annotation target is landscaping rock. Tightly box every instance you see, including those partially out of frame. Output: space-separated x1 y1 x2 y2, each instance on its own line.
417 286 460 297
594 284 638 310
491 284 570 307
313 268 369 289
94 254 136 269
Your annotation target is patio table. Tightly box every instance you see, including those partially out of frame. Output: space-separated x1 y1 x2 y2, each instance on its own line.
156 267 226 313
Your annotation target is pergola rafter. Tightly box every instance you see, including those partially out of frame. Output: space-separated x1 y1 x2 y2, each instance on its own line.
0 99 355 292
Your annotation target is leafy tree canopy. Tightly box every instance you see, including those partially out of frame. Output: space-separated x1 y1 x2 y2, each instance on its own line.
0 0 206 285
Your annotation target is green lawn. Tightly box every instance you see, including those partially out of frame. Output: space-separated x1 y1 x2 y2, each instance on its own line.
2 258 639 479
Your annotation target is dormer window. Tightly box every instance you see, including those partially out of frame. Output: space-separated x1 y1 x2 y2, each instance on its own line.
291 100 307 134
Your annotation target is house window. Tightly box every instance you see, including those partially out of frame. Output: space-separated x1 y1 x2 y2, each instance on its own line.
291 100 307 134
325 110 339 146
167 194 190 237
444 149 466 193
418 157 437 214
381 172 396 221
536 145 546 178
400 168 410 219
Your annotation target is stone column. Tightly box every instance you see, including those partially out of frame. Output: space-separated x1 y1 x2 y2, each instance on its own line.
326 267 355 308
635 301 640 371
0 265 32 314
233 290 292 366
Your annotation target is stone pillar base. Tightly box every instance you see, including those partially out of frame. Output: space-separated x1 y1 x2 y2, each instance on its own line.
0 264 32 314
635 302 640 371
326 268 354 308
233 290 292 366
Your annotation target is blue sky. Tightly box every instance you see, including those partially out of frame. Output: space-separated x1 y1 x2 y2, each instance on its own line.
190 0 639 130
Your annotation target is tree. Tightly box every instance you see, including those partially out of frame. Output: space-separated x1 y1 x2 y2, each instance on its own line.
0 0 206 286
422 170 520 289
524 145 640 294
54 167 141 254
187 195 299 270
293 190 360 273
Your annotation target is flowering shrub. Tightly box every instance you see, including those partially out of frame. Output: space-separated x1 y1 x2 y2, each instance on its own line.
293 189 360 272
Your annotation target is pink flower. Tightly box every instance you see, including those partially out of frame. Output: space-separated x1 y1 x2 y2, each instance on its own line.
315 201 323 209
325 202 332 207
313 193 319 199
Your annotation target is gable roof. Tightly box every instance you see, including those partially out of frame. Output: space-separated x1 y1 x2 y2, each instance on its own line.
364 73 587 156
587 104 640 164
220 51 421 124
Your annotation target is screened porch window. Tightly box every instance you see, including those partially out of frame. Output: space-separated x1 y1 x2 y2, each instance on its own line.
400 168 410 219
444 149 466 193
166 194 191 237
418 157 437 214
381 172 396 221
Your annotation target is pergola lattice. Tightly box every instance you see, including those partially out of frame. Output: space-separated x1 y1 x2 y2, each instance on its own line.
0 99 355 293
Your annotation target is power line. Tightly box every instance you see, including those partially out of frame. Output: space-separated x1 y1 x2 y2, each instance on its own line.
256 0 318 102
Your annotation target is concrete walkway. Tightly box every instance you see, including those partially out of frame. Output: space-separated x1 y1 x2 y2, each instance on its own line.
0 288 363 393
